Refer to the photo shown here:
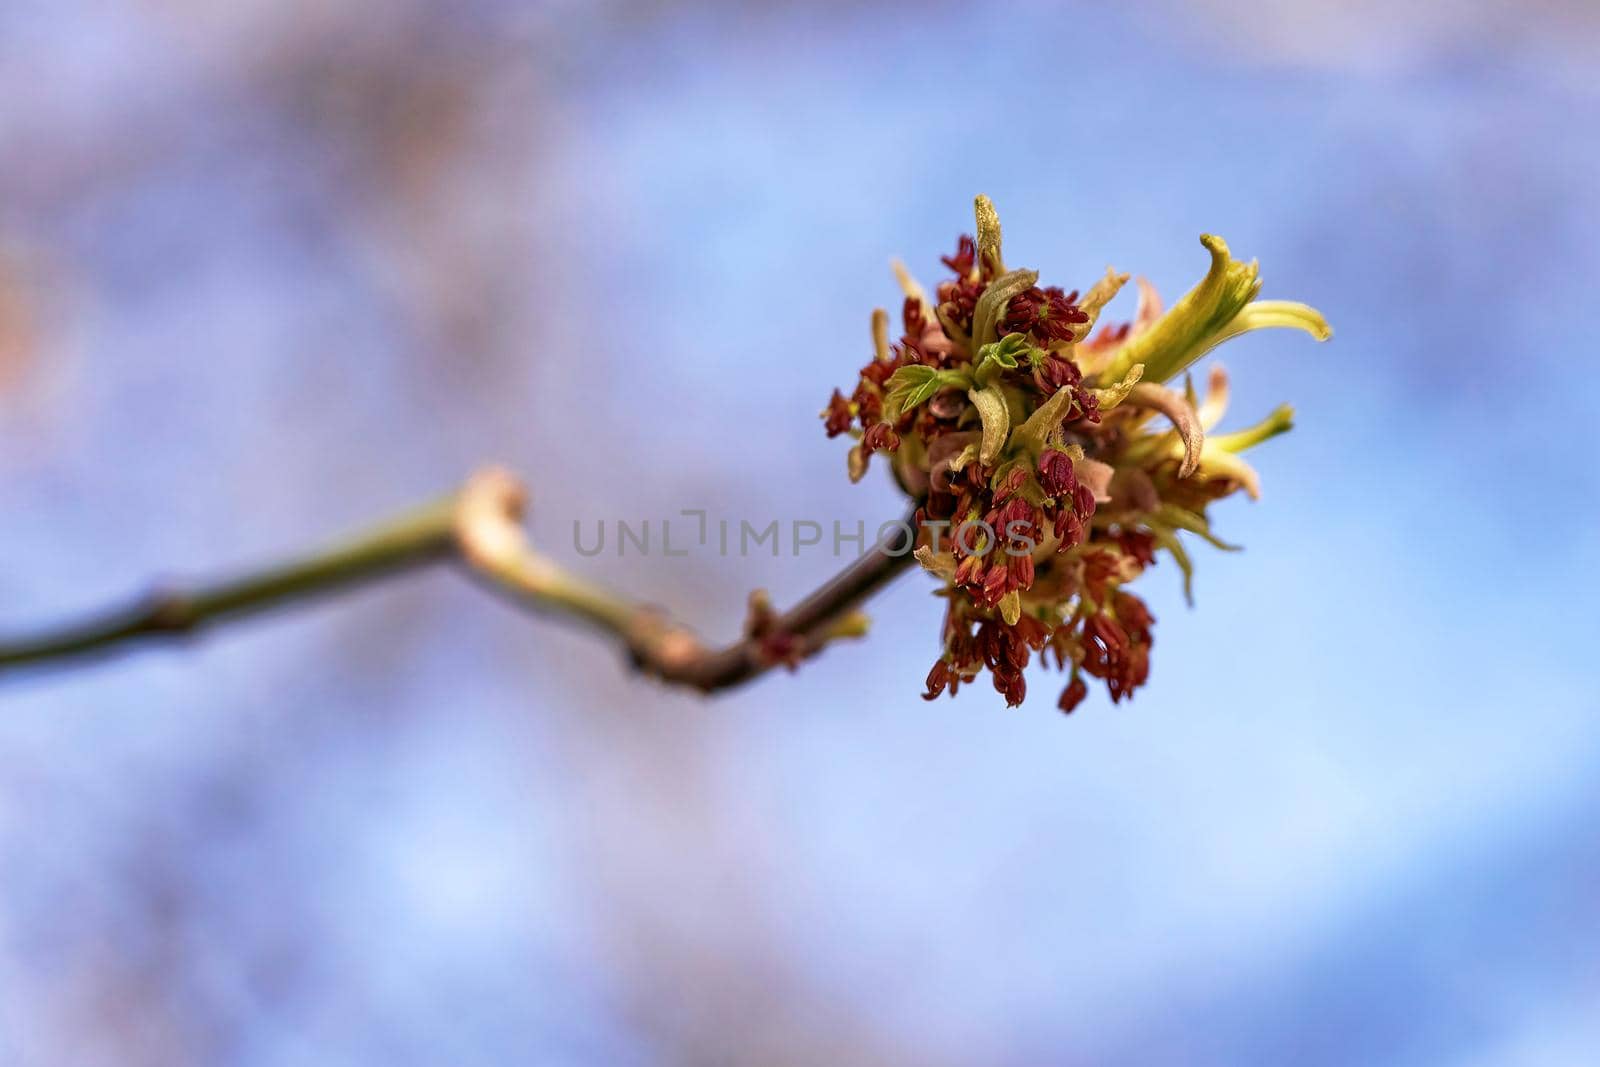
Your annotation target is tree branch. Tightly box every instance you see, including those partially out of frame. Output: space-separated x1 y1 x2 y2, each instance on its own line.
0 497 462 671
0 466 918 691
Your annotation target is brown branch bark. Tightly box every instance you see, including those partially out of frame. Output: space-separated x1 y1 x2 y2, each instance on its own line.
0 466 918 693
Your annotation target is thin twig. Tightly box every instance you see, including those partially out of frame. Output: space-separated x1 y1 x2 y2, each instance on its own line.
0 497 461 671
452 468 915 691
0 467 918 692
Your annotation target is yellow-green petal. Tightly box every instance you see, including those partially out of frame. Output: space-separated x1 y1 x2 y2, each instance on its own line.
1154 503 1241 552
998 589 1022 626
1074 267 1130 337
1213 301 1332 347
1090 362 1145 411
1149 526 1196 606
1101 235 1262 385
969 386 1011 464
1011 380 1082 456
1193 448 1263 500
1211 403 1294 453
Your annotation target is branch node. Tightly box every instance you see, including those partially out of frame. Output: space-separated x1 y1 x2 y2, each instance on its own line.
143 591 199 635
454 466 531 571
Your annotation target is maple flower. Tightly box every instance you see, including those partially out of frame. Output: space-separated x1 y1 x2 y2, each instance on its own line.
822 196 1329 713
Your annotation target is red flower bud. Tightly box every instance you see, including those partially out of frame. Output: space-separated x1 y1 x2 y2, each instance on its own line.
822 390 854 437
1073 483 1098 520
1004 285 1090 344
1058 676 1088 714
991 464 1028 503
1037 449 1077 498
862 422 901 454
941 235 977 276
994 667 1027 707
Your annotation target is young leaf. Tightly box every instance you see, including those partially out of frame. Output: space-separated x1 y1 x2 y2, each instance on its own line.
884 365 971 419
972 333 1039 387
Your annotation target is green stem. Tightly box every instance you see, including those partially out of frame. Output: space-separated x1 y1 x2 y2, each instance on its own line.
0 497 460 671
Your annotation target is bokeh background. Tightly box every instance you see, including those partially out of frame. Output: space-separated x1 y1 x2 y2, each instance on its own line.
2 1 1598 1063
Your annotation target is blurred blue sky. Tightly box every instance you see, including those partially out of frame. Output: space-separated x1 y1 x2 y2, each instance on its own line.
0 1 1597 1064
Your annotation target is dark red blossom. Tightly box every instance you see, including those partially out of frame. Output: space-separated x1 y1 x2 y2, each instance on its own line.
1073 483 1098 522
851 381 884 426
1079 594 1155 704
935 275 986 334
862 422 901 454
941 235 977 276
1085 613 1129 658
1112 528 1157 567
978 619 1031 673
953 551 983 589
859 356 897 388
979 561 1008 606
1082 549 1122 604
995 668 1027 707
1114 590 1154 632
1053 508 1084 551
1092 321 1133 346
991 465 1028 503
1006 550 1035 592
995 496 1036 541
1038 449 1077 499
1076 390 1102 424
1034 354 1082 394
822 390 853 437
1011 613 1051 650
1058 675 1088 714
1004 286 1090 344
1031 358 1100 427
903 297 924 333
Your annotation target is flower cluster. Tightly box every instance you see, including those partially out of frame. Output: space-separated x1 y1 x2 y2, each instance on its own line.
822 196 1329 712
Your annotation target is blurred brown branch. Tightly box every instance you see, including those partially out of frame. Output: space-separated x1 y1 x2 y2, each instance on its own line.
0 467 911 688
